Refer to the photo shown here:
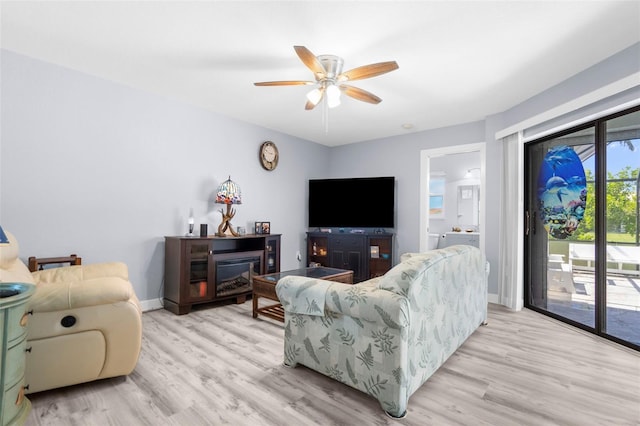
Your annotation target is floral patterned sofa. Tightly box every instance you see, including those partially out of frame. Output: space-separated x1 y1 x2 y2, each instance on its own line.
275 245 488 418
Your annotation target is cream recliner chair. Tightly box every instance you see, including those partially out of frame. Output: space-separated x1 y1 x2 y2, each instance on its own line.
0 230 142 393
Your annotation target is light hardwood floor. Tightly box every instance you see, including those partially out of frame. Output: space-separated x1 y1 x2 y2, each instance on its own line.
25 303 640 425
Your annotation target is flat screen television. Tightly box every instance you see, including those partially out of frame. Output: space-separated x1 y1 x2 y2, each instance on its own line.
308 177 395 229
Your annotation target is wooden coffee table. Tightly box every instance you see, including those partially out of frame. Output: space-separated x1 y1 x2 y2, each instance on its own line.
252 266 354 322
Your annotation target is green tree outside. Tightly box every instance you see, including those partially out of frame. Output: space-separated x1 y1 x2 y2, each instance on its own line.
568 166 638 242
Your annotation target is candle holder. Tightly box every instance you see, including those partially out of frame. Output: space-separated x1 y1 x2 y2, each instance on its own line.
186 208 195 237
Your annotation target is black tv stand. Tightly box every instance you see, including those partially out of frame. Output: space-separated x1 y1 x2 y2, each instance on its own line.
306 231 394 283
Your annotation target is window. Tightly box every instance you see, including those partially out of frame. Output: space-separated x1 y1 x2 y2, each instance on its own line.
429 174 445 219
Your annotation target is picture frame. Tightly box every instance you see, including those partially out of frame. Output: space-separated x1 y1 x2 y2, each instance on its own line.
254 222 263 234
261 222 271 235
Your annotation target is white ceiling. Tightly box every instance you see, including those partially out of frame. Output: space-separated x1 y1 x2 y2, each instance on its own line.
1 1 639 146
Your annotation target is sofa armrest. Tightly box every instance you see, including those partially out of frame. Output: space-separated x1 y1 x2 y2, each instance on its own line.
277 276 409 327
276 276 332 316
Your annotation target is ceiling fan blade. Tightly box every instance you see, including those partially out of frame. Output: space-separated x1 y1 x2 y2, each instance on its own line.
294 46 326 79
305 87 325 110
340 85 382 104
337 61 399 82
254 80 314 86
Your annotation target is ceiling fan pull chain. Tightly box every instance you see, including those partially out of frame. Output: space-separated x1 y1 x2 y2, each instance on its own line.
323 96 329 133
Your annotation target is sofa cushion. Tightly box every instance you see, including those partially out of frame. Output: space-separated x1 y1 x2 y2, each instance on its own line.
377 249 445 297
0 261 35 285
0 230 20 268
0 231 36 284
379 245 480 298
399 252 430 263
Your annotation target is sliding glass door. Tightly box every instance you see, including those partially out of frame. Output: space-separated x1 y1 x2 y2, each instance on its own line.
525 106 640 350
525 127 596 328
604 111 640 345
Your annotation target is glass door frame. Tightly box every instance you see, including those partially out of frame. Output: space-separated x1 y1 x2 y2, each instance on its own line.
524 105 640 352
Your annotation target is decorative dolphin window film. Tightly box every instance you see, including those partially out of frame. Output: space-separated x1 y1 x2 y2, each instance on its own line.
537 145 587 239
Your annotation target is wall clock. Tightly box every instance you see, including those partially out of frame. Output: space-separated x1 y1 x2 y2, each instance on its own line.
259 141 279 171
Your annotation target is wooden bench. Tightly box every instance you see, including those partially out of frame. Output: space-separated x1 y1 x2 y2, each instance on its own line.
568 243 640 275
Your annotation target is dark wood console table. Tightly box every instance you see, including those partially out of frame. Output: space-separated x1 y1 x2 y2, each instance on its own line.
164 234 280 315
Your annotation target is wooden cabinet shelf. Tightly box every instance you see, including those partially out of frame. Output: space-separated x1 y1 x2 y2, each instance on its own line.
164 234 280 314
368 235 393 278
306 232 393 283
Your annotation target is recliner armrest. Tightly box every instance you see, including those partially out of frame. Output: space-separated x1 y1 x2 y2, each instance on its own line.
31 262 129 284
28 276 137 313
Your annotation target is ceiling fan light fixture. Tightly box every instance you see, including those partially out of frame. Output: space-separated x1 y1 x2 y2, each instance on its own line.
318 55 343 79
254 46 398 113
306 88 323 105
326 84 341 108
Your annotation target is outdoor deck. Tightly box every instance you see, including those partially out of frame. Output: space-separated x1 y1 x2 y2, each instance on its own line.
547 271 640 346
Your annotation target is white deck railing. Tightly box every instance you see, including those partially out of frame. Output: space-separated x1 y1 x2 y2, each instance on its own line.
568 243 640 275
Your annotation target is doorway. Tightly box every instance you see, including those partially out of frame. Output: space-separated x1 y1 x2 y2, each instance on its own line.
420 143 486 253
524 106 640 350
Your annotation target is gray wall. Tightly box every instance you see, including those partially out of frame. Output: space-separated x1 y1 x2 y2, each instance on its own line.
327 120 486 255
327 42 639 297
327 121 495 288
2 42 638 305
0 50 327 303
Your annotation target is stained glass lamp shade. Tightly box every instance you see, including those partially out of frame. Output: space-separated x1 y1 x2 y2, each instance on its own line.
215 176 241 237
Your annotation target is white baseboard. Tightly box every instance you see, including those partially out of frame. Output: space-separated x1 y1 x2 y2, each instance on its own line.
140 298 163 312
513 299 524 311
488 293 524 311
142 294 514 313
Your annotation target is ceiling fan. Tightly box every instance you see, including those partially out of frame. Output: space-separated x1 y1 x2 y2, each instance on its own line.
254 46 399 110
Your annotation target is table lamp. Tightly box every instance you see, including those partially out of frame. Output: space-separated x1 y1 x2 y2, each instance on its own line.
215 176 241 237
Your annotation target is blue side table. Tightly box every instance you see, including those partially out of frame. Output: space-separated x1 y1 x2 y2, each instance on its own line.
0 283 36 426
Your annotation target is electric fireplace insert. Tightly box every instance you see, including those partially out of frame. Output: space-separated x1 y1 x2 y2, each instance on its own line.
214 250 263 298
